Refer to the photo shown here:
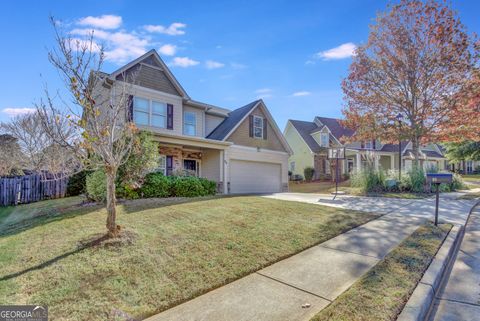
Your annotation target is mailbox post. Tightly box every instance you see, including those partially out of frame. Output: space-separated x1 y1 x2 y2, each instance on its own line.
327 147 346 200
425 173 453 226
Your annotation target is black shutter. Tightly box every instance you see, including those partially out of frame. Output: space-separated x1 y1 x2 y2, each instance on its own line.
166 156 173 176
127 95 134 122
361 141 365 149
167 104 173 129
263 118 267 140
249 115 254 137
372 139 376 149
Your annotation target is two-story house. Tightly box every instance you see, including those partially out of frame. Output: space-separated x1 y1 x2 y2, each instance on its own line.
284 116 447 180
97 49 292 194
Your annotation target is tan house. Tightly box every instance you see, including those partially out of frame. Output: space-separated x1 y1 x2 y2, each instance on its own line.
284 116 448 179
97 49 292 194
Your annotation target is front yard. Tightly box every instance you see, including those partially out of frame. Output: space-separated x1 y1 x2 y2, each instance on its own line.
0 196 378 321
288 181 427 199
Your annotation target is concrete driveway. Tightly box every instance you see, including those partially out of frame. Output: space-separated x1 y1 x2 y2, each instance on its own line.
263 192 477 226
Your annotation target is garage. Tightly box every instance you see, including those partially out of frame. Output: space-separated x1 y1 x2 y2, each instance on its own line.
229 160 281 194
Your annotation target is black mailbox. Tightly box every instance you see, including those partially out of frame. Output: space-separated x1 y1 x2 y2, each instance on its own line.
426 173 453 184
425 173 453 226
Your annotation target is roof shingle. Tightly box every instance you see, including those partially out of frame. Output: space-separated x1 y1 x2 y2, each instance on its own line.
207 100 260 140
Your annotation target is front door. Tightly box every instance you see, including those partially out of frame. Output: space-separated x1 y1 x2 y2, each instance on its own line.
183 159 199 176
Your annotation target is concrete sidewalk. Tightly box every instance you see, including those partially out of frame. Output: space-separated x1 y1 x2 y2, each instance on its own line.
429 204 480 321
147 202 426 321
264 192 476 225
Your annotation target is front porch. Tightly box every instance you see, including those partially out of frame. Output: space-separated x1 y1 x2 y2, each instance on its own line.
152 133 231 193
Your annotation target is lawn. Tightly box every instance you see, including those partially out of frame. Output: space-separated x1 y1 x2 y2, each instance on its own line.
0 196 378 321
288 181 427 199
311 223 451 321
461 174 480 183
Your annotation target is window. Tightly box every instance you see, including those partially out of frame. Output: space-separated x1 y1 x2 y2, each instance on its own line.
290 161 295 171
320 133 329 147
133 97 167 128
253 115 263 139
133 97 149 126
183 112 196 136
183 159 200 176
466 160 473 173
364 140 372 149
157 155 166 175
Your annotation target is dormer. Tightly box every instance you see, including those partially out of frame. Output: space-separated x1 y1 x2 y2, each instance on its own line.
310 126 330 147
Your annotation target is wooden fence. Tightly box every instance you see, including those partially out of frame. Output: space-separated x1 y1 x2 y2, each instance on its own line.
0 174 69 206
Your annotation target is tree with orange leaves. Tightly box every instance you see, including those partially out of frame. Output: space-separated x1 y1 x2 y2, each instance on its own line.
342 0 479 166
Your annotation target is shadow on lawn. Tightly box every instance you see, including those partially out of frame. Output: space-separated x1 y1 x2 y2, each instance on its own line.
0 203 103 238
0 231 124 282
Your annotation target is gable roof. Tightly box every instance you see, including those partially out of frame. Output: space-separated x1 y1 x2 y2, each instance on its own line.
108 49 190 99
314 117 355 140
207 100 292 154
207 100 259 140
288 120 323 153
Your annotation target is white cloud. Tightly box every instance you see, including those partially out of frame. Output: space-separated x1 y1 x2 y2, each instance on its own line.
205 60 225 69
2 108 36 116
170 57 199 67
70 28 150 64
77 15 122 30
158 44 177 56
255 88 273 99
144 22 186 35
291 91 311 97
316 42 356 60
231 62 247 70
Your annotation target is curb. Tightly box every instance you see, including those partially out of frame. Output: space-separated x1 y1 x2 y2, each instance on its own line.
396 224 462 321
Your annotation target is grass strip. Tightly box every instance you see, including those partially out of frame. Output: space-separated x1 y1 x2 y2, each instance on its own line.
311 222 452 321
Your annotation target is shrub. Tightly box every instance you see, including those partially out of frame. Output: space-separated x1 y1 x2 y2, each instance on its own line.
304 167 315 181
66 170 91 196
398 166 425 192
438 173 465 192
140 172 171 198
171 176 206 197
116 184 141 200
350 166 386 193
86 169 107 202
199 178 217 195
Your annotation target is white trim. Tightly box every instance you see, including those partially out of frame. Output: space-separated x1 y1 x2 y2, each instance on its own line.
221 100 293 155
183 111 197 136
109 49 190 99
230 144 290 156
130 83 184 100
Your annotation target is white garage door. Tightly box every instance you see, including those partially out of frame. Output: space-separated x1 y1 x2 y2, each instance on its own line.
230 160 281 194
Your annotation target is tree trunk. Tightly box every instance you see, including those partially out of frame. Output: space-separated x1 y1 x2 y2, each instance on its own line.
105 166 120 238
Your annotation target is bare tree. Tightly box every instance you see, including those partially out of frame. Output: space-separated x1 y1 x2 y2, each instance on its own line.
0 134 24 176
38 17 137 237
0 112 76 179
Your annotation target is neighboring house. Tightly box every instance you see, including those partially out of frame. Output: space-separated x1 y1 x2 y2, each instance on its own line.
96 49 292 194
284 116 448 179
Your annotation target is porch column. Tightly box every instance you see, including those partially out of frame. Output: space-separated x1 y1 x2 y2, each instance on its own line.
391 155 395 170
374 154 379 170
356 152 361 171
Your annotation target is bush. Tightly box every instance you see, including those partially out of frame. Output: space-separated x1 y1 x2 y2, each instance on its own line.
171 176 206 197
398 166 425 192
140 172 171 198
86 169 107 202
304 167 315 181
199 178 217 195
116 184 141 200
66 170 91 196
351 166 386 193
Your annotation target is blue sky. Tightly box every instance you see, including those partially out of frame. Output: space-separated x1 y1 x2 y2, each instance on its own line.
1 0 480 129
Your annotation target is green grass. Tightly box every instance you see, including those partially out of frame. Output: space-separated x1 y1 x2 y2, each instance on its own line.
0 196 379 321
0 196 83 228
457 191 480 200
311 223 451 321
461 174 480 182
288 181 427 199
